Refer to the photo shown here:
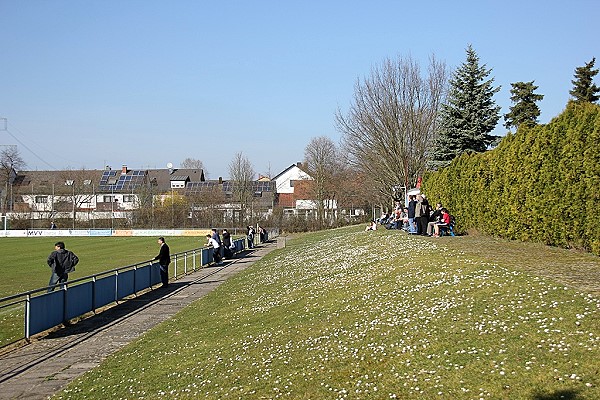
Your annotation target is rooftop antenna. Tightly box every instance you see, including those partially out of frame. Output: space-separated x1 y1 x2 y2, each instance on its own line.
166 162 173 174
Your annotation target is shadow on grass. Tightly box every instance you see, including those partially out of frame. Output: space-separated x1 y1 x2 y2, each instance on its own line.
532 388 582 400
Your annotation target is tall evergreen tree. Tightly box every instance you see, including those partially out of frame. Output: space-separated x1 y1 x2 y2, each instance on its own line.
504 81 544 130
570 57 599 103
432 45 501 168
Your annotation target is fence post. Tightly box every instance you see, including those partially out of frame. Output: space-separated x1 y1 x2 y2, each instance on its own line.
92 276 97 313
114 270 119 303
25 293 31 341
62 284 68 324
133 265 138 296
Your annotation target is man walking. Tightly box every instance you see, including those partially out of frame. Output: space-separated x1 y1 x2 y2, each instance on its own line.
153 237 170 288
47 241 78 292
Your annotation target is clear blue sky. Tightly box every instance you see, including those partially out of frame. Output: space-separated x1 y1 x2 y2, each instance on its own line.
1 0 598 179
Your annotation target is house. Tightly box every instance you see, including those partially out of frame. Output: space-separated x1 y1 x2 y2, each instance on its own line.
4 161 334 226
6 163 279 225
272 163 315 216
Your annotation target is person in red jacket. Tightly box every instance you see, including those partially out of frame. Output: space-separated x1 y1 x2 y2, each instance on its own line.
433 208 451 237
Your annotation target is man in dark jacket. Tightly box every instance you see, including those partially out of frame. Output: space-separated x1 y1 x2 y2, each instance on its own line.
222 229 232 259
47 241 74 292
407 195 417 234
154 237 170 288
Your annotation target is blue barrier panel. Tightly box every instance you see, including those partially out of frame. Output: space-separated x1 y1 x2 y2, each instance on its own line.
95 275 117 309
201 248 210 266
150 263 162 286
117 270 135 300
234 239 244 252
65 282 93 320
29 291 64 336
135 265 152 292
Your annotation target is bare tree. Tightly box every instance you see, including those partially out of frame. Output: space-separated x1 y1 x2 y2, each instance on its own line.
181 158 207 176
59 169 98 228
228 152 255 224
336 54 447 199
303 136 339 227
0 146 26 212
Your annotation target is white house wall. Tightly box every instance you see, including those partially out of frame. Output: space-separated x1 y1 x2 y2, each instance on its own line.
274 166 312 194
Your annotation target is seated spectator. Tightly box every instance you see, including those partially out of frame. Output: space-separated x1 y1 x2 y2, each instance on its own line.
365 220 377 231
430 203 443 222
433 208 451 237
426 203 443 236
401 207 410 231
391 209 402 229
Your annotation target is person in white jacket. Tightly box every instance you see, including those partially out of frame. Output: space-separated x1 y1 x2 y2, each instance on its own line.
206 234 223 265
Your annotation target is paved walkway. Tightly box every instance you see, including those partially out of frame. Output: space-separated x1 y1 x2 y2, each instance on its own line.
0 242 277 399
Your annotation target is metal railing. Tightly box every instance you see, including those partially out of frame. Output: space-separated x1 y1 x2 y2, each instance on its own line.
0 237 252 349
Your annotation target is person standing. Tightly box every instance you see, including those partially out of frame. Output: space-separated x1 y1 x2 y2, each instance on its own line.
211 228 222 246
153 237 170 288
222 228 232 259
418 195 431 236
247 226 255 249
47 241 78 292
407 195 417 234
206 234 223 265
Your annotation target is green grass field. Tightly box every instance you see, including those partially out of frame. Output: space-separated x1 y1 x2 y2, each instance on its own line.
50 226 600 399
0 236 208 298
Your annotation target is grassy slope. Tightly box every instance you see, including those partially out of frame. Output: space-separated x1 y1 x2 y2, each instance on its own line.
53 226 600 399
0 236 205 297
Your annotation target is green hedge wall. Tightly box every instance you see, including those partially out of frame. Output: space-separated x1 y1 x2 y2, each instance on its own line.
422 101 600 255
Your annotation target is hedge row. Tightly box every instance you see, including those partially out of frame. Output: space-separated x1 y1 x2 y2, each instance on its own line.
422 101 600 255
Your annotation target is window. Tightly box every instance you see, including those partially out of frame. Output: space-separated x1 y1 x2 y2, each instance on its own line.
171 181 185 189
123 194 135 202
289 180 295 187
35 196 48 204
103 195 115 203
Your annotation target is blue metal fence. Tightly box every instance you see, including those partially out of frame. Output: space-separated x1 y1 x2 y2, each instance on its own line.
0 237 259 345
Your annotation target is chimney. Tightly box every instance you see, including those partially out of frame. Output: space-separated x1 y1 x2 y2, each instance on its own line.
121 164 128 175
296 162 302 168
218 176 223 184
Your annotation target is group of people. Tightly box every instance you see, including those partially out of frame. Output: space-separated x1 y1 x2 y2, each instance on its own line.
207 226 266 265
377 194 453 238
47 226 269 293
246 225 267 248
205 228 233 266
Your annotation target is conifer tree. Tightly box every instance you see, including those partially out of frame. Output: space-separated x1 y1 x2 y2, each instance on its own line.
432 45 501 168
503 81 544 130
570 57 599 103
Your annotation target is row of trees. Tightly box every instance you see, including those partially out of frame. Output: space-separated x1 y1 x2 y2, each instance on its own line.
280 48 599 232
422 101 600 255
333 45 599 207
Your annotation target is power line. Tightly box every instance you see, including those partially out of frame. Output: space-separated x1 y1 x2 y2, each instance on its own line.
3 126 57 170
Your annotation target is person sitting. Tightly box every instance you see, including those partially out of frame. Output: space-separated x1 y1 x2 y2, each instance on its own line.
433 208 451 237
426 203 443 236
386 209 402 229
365 220 377 231
401 207 410 231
